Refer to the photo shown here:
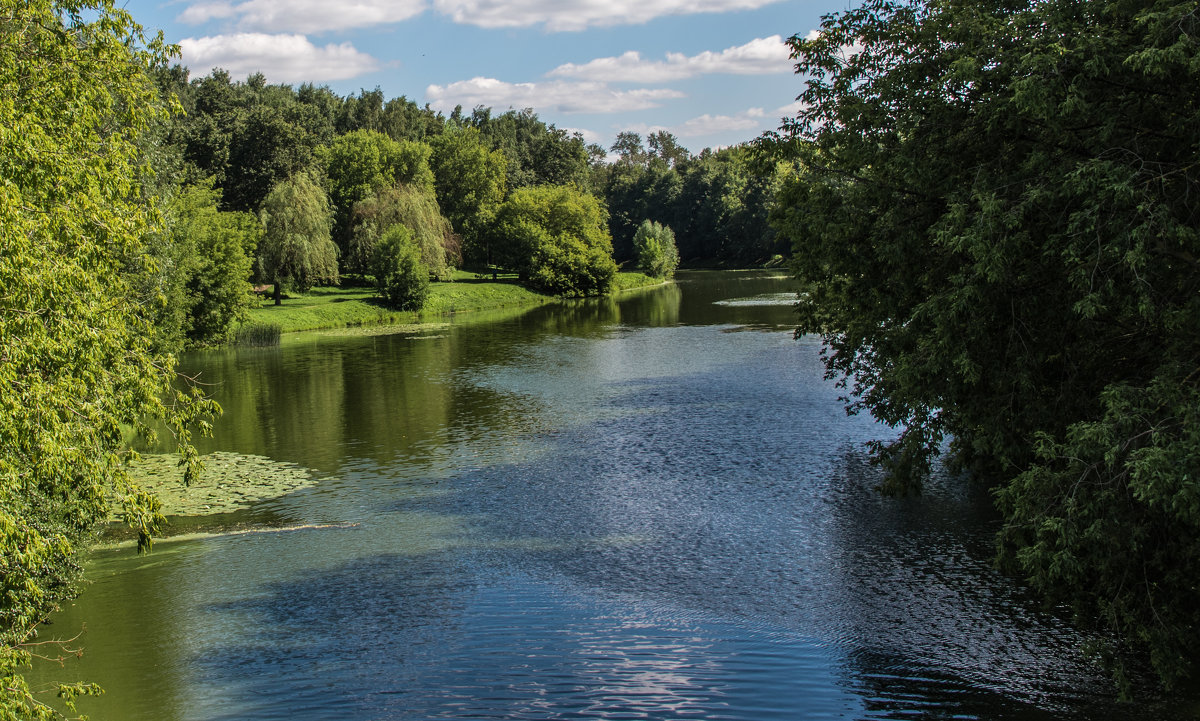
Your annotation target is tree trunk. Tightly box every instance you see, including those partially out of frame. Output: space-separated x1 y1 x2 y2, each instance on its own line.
273 282 282 306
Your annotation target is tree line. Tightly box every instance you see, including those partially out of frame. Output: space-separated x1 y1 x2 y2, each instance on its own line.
134 67 789 352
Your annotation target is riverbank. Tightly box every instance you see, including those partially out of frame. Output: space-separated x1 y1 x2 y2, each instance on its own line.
243 270 664 335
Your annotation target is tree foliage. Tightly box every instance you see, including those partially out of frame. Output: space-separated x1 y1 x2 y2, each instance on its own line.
348 184 457 280
168 181 260 346
428 127 508 267
603 145 787 264
491 185 617 297
258 170 339 302
0 1 215 716
319 129 436 253
371 225 430 311
467 107 590 190
170 69 328 213
771 0 1200 690
633 220 680 279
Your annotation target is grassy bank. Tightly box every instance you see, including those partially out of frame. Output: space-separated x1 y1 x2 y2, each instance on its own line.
244 271 666 335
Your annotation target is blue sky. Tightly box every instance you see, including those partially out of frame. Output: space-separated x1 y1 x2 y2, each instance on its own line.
121 0 852 153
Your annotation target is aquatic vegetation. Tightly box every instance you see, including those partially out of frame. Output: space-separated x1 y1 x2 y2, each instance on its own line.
125 452 320 516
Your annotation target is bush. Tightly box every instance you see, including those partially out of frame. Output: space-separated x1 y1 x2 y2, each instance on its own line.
491 185 617 297
371 225 430 311
632 220 679 278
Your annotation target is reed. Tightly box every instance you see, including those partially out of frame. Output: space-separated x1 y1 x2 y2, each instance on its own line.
234 322 282 347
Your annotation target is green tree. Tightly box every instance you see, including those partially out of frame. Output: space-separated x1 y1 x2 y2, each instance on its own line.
258 170 339 303
647 130 689 169
371 225 430 311
428 127 508 268
492 185 617 296
471 108 590 189
319 129 435 252
610 131 647 167
633 220 680 278
771 0 1200 690
168 181 260 346
1 2 215 716
173 71 324 214
348 184 457 280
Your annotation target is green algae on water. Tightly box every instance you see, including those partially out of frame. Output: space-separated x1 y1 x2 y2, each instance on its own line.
125 451 320 516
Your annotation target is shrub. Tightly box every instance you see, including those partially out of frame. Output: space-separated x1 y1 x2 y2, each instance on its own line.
633 220 679 278
491 185 617 297
371 225 430 311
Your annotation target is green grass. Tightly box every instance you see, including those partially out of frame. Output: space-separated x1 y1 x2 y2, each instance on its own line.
243 272 669 336
613 271 664 291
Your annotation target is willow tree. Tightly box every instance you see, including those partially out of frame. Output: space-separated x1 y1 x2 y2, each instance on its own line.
771 0 1200 691
347 184 457 280
1 1 215 716
257 170 339 303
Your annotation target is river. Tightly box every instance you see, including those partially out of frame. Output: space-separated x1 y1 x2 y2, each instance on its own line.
30 271 1185 719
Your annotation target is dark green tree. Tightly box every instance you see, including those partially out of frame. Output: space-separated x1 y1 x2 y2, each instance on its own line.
647 130 689 169
471 108 589 189
770 0 1200 690
175 70 323 213
610 131 647 167
258 170 339 303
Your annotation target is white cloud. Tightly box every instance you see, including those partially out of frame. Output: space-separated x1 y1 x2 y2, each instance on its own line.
178 2 238 24
776 100 805 116
433 0 786 31
676 108 766 137
623 107 776 140
562 127 605 146
548 36 792 83
178 0 427 34
425 77 684 114
179 33 380 84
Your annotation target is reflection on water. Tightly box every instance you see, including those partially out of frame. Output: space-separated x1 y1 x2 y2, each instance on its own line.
31 272 1188 720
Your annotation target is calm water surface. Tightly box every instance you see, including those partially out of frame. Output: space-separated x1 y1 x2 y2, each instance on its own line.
33 271 1186 719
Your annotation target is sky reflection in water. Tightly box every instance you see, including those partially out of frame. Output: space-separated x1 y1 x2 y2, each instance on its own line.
33 272 1187 720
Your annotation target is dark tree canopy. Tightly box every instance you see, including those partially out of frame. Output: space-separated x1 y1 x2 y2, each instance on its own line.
603 145 787 265
770 0 1200 691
